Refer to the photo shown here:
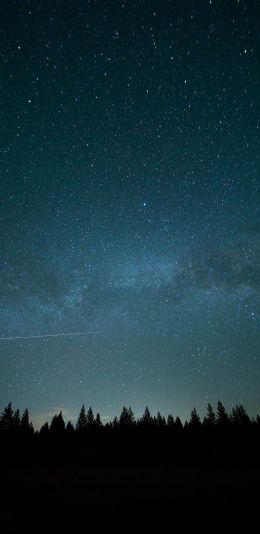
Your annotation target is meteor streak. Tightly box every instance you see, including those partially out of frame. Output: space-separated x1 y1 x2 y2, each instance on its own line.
0 331 104 341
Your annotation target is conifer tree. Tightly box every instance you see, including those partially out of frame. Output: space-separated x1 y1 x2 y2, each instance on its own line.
141 406 152 426
39 422 49 435
0 402 14 431
189 407 201 427
21 409 31 433
128 407 135 426
13 409 21 431
175 416 183 431
95 413 102 428
86 406 95 428
156 411 166 427
203 403 216 427
217 401 230 426
76 405 88 431
231 405 251 427
112 416 119 428
66 421 74 432
119 406 135 427
167 414 175 427
49 412 65 433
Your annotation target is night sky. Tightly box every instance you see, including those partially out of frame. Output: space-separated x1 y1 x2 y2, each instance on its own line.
1 0 259 428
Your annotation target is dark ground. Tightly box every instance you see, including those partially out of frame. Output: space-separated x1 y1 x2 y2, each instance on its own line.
1 432 259 532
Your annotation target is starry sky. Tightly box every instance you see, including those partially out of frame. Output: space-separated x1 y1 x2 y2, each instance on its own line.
0 0 259 428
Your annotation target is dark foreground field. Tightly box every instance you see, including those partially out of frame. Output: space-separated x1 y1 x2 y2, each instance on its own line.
1 431 260 532
2 463 260 531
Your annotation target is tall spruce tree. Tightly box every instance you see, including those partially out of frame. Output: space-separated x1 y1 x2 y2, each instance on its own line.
203 403 216 427
112 416 119 428
50 412 65 433
167 414 175 428
0 402 14 431
189 407 201 427
39 422 49 436
13 409 21 431
95 413 102 428
76 405 88 431
119 406 135 427
86 407 95 428
66 421 74 432
231 405 251 427
217 401 230 427
141 406 152 426
175 416 183 431
156 411 166 427
21 409 30 433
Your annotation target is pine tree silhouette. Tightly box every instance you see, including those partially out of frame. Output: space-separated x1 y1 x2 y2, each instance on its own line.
217 401 230 427
76 405 88 431
21 409 31 433
203 403 216 427
66 421 74 432
39 422 49 435
231 405 251 427
119 406 135 427
86 407 95 428
0 402 14 431
13 409 21 431
141 406 152 426
175 416 183 431
189 407 201 427
95 413 102 428
112 416 119 428
167 414 175 427
50 412 65 433
156 411 166 427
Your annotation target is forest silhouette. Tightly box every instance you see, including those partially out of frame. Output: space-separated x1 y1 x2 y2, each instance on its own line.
1 400 260 472
1 400 259 441
1 401 260 531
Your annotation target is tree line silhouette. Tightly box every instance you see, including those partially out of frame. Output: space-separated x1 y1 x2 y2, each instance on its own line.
1 401 259 436
1 396 260 526
2 400 260 532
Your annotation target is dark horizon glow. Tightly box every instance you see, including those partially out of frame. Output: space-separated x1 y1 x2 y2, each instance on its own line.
0 0 259 426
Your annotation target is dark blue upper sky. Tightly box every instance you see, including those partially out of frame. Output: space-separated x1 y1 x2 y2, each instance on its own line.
0 0 259 427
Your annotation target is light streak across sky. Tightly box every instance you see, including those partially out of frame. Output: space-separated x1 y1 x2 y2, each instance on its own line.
0 332 104 341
